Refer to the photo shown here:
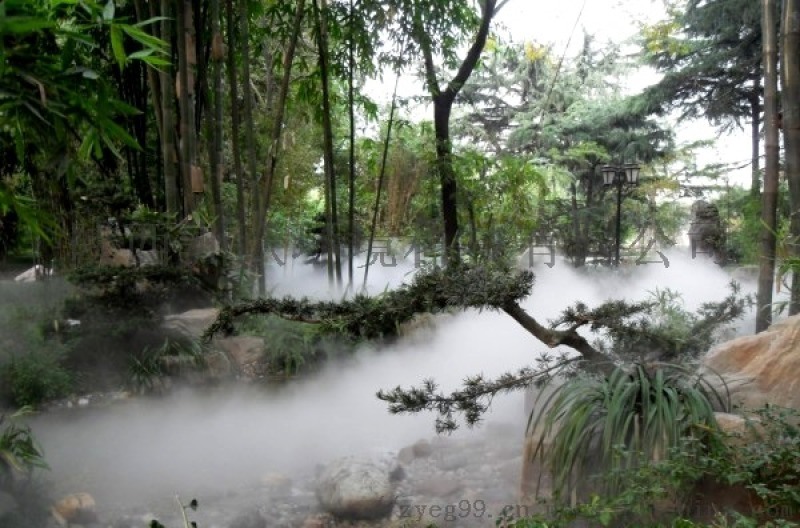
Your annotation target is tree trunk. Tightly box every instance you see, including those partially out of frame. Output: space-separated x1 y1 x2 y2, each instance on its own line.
176 0 198 215
416 0 498 267
433 99 460 265
160 0 179 215
347 0 356 290
783 0 800 314
570 181 586 267
364 75 400 289
250 0 306 293
239 3 261 292
209 0 226 253
314 0 342 287
750 85 762 196
757 0 780 333
225 0 247 274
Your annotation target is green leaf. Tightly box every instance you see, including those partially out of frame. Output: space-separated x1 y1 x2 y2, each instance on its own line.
102 0 115 22
0 16 55 34
110 25 126 68
120 24 166 52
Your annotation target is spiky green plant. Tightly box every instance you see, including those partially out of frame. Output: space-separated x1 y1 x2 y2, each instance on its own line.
527 363 730 499
0 408 47 487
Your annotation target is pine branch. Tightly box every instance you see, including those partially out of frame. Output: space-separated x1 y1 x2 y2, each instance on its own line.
376 356 580 433
203 265 536 342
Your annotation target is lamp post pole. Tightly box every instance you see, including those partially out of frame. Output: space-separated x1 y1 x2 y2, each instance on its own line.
615 177 623 267
602 163 641 267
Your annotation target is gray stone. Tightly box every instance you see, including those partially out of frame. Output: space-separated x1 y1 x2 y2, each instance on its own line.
688 200 726 264
0 491 19 518
216 336 266 379
415 476 463 497
163 308 220 339
315 456 399 520
228 509 266 528
260 472 293 497
438 453 469 471
189 232 220 260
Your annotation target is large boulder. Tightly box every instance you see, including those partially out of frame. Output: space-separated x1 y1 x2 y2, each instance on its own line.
703 314 800 411
163 308 220 339
315 456 402 520
215 336 266 380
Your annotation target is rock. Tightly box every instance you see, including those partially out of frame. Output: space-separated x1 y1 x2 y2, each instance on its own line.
438 453 469 471
714 412 748 435
163 308 220 339
703 314 800 410
301 514 333 528
398 439 433 465
14 265 52 282
0 491 19 518
316 456 400 520
99 233 136 267
412 439 433 458
188 232 220 260
216 336 266 378
204 349 233 379
688 200 726 264
51 492 97 526
397 446 415 465
415 476 463 498
228 509 266 528
260 472 293 497
134 249 160 266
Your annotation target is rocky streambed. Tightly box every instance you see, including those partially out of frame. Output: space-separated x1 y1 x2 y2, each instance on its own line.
37 417 528 528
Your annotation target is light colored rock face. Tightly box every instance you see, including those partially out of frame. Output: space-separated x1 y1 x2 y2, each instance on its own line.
162 308 220 339
713 412 748 435
703 314 800 411
51 492 97 526
216 336 264 368
188 232 220 260
315 456 400 520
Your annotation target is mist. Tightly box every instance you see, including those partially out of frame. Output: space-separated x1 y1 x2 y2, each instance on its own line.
23 250 762 518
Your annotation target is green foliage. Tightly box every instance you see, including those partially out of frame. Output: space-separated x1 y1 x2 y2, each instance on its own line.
640 0 762 131
509 406 800 528
0 350 72 408
527 363 727 500
66 265 210 313
238 315 323 377
0 408 48 483
705 406 800 520
205 264 534 342
365 266 746 432
558 283 749 363
128 337 208 393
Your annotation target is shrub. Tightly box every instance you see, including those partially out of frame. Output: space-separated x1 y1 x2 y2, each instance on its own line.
512 406 800 528
128 337 208 393
526 363 728 501
0 408 48 484
0 351 72 408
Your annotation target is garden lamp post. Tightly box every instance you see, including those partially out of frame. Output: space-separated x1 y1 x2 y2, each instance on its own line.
602 162 641 267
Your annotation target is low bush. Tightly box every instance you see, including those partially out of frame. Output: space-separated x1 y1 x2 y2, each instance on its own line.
511 406 800 528
0 351 72 408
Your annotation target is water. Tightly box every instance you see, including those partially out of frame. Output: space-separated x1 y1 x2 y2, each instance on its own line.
11 250 768 524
